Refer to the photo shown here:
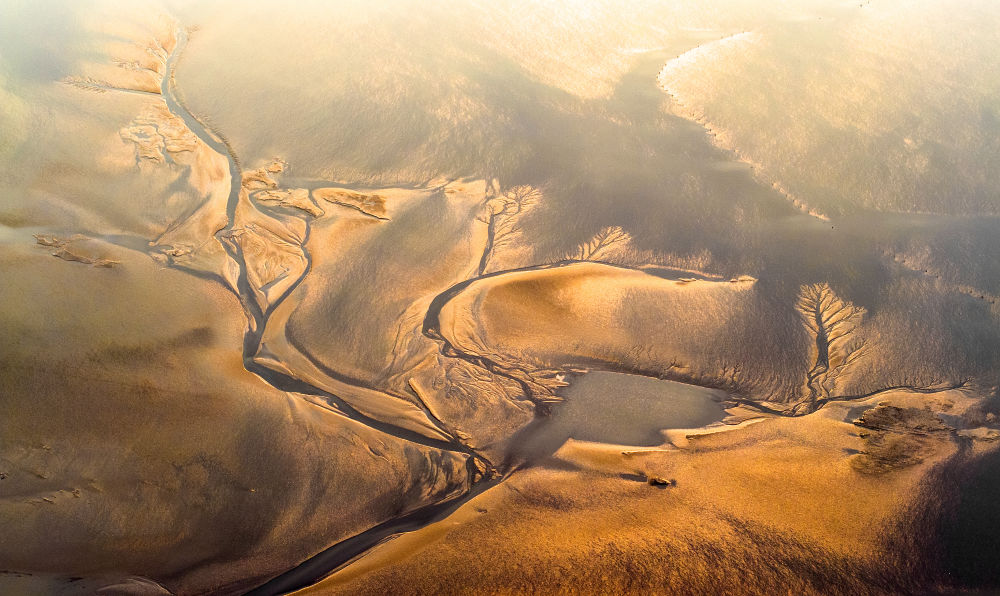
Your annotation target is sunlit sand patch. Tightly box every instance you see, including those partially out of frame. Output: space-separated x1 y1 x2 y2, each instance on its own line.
303 386 998 595
659 416 768 448
434 261 760 395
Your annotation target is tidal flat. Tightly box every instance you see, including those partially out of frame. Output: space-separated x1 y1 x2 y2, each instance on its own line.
2 0 1000 594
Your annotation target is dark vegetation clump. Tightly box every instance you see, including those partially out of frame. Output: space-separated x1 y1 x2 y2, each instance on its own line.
851 405 951 475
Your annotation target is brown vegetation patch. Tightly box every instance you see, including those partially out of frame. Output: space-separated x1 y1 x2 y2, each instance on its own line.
851 404 952 474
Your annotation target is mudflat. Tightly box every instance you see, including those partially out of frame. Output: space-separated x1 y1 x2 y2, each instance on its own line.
3 1 1000 595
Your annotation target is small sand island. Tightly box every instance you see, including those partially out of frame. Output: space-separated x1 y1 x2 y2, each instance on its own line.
2 1 1000 595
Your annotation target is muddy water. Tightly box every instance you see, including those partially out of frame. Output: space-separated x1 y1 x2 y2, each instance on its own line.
509 371 728 464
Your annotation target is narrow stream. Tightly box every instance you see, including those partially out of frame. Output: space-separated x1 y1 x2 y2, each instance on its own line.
156 25 870 596
157 27 496 596
161 29 240 211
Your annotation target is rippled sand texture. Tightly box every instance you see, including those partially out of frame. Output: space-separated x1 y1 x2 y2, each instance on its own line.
3 0 1000 594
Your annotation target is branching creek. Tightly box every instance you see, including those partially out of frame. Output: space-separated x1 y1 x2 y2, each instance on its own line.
147 23 968 595
158 27 499 595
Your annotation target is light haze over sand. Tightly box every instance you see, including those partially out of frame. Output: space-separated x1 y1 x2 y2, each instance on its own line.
2 0 1000 594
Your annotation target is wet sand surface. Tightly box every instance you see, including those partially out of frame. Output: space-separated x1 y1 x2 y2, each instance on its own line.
3 1 1000 594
